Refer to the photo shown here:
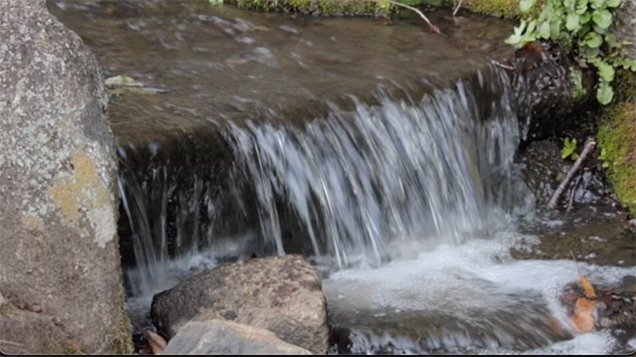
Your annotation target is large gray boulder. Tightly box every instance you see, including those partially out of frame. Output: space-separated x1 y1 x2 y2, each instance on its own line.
151 255 329 354
0 0 131 353
162 320 313 355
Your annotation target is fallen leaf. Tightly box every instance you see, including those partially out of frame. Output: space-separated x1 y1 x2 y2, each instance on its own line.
143 330 167 355
571 297 596 333
571 250 597 299
579 274 597 299
568 251 598 334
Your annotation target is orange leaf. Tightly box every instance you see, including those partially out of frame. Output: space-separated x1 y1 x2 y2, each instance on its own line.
571 297 596 334
579 274 597 299
570 251 597 299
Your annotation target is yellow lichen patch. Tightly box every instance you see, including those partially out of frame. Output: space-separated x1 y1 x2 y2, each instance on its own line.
69 152 110 208
49 152 116 247
50 175 82 226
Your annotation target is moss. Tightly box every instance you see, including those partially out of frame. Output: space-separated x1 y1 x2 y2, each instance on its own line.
226 0 526 18
111 308 134 354
225 0 387 15
111 337 133 355
62 343 84 355
446 0 521 18
597 71 636 214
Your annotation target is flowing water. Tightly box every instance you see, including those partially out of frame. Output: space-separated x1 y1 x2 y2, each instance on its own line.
49 1 636 354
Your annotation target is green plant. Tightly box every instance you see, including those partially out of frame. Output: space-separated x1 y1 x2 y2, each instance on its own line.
569 68 587 100
562 137 580 160
506 0 636 105
599 146 611 167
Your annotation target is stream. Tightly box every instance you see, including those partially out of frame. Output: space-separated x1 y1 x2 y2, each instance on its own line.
49 0 635 354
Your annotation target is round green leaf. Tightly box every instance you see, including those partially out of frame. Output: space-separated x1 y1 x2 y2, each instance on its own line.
595 60 615 81
597 81 614 105
566 13 581 31
576 0 589 14
592 9 612 29
590 0 605 9
539 20 551 39
583 32 603 48
604 33 617 47
579 12 591 24
550 17 563 39
606 0 622 7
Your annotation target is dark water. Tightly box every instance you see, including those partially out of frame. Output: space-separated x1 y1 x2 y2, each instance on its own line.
49 1 636 354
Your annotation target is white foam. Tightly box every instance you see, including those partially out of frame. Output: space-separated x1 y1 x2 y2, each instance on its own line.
324 229 636 354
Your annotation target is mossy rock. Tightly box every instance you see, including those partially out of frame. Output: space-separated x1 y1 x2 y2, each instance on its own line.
443 0 521 18
598 71 636 214
225 0 524 18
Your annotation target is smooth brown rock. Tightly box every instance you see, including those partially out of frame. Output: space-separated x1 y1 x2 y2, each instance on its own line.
151 255 329 354
161 320 313 355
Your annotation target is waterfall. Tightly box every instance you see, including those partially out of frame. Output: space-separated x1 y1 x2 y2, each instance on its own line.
223 66 526 270
118 66 529 297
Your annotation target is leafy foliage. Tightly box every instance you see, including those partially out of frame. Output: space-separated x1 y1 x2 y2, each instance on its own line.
506 0 636 105
561 137 579 160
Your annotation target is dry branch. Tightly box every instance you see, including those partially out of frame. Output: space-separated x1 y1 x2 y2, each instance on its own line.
547 137 596 210
453 0 464 16
369 0 442 35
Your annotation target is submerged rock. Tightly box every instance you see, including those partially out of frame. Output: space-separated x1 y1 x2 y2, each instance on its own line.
0 0 131 353
162 320 312 355
151 255 329 354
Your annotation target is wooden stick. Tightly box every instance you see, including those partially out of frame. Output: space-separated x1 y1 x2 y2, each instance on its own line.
453 0 464 16
490 59 515 71
370 0 442 35
547 137 596 210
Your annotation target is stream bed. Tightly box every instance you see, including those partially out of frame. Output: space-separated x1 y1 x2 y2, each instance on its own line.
49 1 635 354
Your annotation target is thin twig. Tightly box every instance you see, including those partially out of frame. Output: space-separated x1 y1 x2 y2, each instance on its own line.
547 137 596 210
453 0 464 16
371 0 442 35
490 59 515 70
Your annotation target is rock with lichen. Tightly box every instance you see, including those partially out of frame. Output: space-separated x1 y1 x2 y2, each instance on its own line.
0 0 131 353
